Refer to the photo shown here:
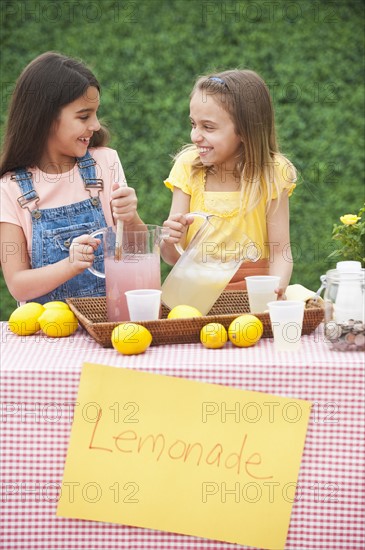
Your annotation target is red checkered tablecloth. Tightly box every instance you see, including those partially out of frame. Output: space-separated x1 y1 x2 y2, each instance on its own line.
1 322 364 550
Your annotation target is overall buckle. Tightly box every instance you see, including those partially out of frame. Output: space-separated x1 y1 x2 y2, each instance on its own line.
84 178 104 190
17 189 40 211
84 179 104 204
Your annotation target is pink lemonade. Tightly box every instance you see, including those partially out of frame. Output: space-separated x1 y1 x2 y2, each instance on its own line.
105 253 161 321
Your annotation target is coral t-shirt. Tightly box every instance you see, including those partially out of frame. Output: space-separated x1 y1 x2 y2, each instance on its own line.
0 147 125 254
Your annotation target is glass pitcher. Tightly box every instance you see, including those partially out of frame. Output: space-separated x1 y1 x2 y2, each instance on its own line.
161 212 259 315
88 225 167 322
317 261 365 351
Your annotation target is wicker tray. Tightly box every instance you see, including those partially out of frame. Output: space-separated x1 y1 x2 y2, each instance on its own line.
66 291 324 348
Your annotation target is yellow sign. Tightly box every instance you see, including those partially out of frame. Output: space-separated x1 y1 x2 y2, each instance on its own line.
57 363 311 549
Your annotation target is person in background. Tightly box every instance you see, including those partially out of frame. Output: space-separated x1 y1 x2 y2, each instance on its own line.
0 51 143 304
161 69 297 297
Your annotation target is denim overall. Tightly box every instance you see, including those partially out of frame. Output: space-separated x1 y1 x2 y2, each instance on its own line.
13 151 107 304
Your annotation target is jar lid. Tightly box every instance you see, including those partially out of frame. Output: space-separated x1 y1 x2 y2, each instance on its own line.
325 266 365 283
336 261 362 272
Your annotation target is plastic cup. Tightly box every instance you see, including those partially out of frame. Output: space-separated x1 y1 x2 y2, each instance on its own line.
125 289 162 321
267 300 305 352
245 276 281 313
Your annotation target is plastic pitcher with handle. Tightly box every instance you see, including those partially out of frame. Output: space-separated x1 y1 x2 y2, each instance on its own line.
88 224 167 322
161 212 259 315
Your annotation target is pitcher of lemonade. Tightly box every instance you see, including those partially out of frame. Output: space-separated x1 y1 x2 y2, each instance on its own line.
161 212 259 315
88 225 167 322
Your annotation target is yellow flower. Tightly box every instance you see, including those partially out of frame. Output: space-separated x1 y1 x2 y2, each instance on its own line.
340 214 361 225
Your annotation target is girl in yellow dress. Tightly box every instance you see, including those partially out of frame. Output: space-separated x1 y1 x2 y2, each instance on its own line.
161 69 297 297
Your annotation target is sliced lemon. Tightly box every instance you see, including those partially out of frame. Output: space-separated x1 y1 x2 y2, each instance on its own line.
38 308 78 338
167 305 203 319
200 323 228 349
111 323 152 355
228 314 263 348
8 302 45 336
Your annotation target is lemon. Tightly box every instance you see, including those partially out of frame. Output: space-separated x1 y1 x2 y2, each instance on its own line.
38 308 78 338
43 301 70 310
111 323 152 355
200 323 228 349
228 314 263 348
8 302 45 336
167 305 203 319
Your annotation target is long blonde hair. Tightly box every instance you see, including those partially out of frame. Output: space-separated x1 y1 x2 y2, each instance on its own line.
176 69 296 213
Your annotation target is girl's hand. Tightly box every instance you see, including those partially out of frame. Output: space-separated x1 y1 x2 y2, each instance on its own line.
275 287 287 300
111 183 138 223
69 234 101 275
163 213 194 244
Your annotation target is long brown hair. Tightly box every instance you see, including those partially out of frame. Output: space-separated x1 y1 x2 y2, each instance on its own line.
178 69 296 212
0 51 109 177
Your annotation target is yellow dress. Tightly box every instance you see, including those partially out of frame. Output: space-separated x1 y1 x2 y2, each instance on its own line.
164 149 296 290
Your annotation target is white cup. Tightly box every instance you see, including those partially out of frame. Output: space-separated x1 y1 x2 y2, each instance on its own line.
267 300 305 352
246 276 281 313
125 289 162 321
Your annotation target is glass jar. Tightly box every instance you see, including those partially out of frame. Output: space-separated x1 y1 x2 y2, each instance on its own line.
319 262 365 351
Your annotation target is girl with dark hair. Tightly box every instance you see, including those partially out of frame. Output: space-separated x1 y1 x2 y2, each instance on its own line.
0 52 142 304
161 69 297 297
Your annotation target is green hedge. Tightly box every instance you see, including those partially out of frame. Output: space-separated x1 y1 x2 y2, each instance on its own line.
1 0 364 319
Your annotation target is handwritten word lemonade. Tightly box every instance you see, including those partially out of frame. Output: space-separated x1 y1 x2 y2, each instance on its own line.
162 259 238 316
106 253 161 321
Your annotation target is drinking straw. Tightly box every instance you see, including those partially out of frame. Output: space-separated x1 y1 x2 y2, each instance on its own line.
115 219 124 261
114 179 128 261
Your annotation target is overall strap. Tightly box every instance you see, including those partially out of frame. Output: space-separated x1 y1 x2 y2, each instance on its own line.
12 151 104 213
11 169 39 212
76 150 104 205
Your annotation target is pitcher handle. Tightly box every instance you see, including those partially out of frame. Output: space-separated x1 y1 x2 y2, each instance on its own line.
87 228 106 279
174 212 213 256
